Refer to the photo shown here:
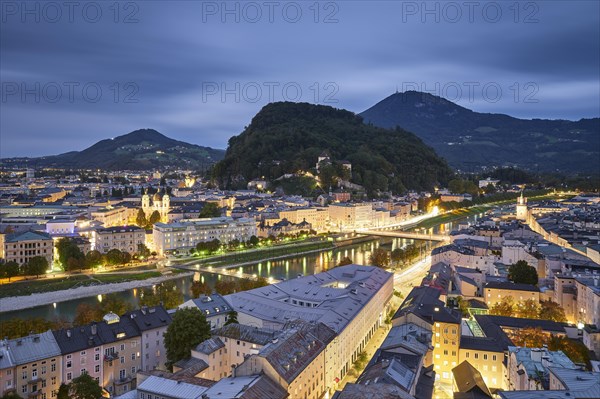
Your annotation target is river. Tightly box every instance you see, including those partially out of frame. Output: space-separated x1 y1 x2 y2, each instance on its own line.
0 210 490 322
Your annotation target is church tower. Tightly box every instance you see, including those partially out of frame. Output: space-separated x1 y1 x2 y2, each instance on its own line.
161 191 170 221
142 188 150 214
516 191 528 221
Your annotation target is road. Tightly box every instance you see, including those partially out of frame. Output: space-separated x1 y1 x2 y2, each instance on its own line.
394 255 432 296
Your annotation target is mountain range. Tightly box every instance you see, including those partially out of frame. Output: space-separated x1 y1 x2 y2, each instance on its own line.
3 129 225 171
360 91 600 173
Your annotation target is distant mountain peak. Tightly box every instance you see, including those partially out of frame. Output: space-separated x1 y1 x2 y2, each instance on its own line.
4 129 225 170
360 91 599 173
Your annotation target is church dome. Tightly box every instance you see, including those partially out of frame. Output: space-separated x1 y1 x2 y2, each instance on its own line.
153 191 162 201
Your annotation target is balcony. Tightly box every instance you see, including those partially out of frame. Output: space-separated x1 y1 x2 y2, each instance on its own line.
104 352 119 362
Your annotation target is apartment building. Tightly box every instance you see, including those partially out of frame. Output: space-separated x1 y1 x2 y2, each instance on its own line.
53 324 104 387
123 306 171 372
97 312 142 397
0 230 54 266
91 206 137 227
179 294 233 330
484 282 540 307
93 226 146 254
5 331 62 399
152 217 256 255
328 203 374 230
575 276 600 326
234 322 335 399
279 207 328 232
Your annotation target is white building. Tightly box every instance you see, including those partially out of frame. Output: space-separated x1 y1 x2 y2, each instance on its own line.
328 203 374 230
152 217 256 255
225 264 394 394
93 226 146 254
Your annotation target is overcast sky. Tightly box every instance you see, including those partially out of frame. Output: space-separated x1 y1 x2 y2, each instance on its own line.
1 0 599 157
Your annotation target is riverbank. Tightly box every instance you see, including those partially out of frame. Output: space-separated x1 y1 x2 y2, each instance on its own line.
0 271 194 313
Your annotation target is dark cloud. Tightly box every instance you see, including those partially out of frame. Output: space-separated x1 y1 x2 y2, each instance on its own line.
1 0 598 157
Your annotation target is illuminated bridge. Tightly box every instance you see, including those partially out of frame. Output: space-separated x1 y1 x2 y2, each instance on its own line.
357 229 451 242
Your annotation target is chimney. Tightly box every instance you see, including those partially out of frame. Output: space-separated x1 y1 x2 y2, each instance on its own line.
91 324 97 335
66 329 71 338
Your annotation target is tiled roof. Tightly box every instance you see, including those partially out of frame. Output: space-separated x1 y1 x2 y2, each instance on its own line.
213 323 278 345
194 337 224 355
7 331 61 365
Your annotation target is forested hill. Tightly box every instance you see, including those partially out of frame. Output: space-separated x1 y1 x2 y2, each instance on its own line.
212 102 453 195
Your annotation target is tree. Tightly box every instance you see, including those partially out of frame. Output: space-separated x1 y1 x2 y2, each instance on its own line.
516 298 541 319
105 249 124 266
67 257 86 272
248 235 259 247
190 280 211 298
73 303 100 326
139 281 184 309
391 248 404 265
337 257 353 267
539 300 567 323
136 208 147 227
489 296 515 317
508 260 538 285
137 243 151 258
549 335 591 367
56 384 69 399
84 250 103 270
1 393 23 399
99 294 132 316
24 256 48 277
199 202 221 218
369 248 390 268
1 261 20 281
148 210 162 226
225 310 238 325
164 307 211 370
68 373 102 399
56 238 84 269
509 326 547 348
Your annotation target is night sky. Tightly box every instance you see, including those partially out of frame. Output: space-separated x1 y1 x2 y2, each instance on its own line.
1 1 599 157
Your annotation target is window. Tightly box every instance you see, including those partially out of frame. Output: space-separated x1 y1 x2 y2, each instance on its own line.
483 354 488 360
474 353 479 359
67 372 72 381
465 352 470 358
120 344 125 351
120 356 125 364
95 365 100 373
119 369 126 379
22 370 27 380
66 360 72 368
32 369 37 378
95 354 100 361
51 363 56 372
131 353 135 361
51 377 56 385
492 355 497 361
81 369 87 375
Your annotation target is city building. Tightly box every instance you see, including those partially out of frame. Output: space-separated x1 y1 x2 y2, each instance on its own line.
226 264 394 394
0 230 53 266
152 217 256 255
93 226 146 254
483 281 540 307
141 190 170 222
328 203 374 230
179 294 234 330
5 331 63 399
